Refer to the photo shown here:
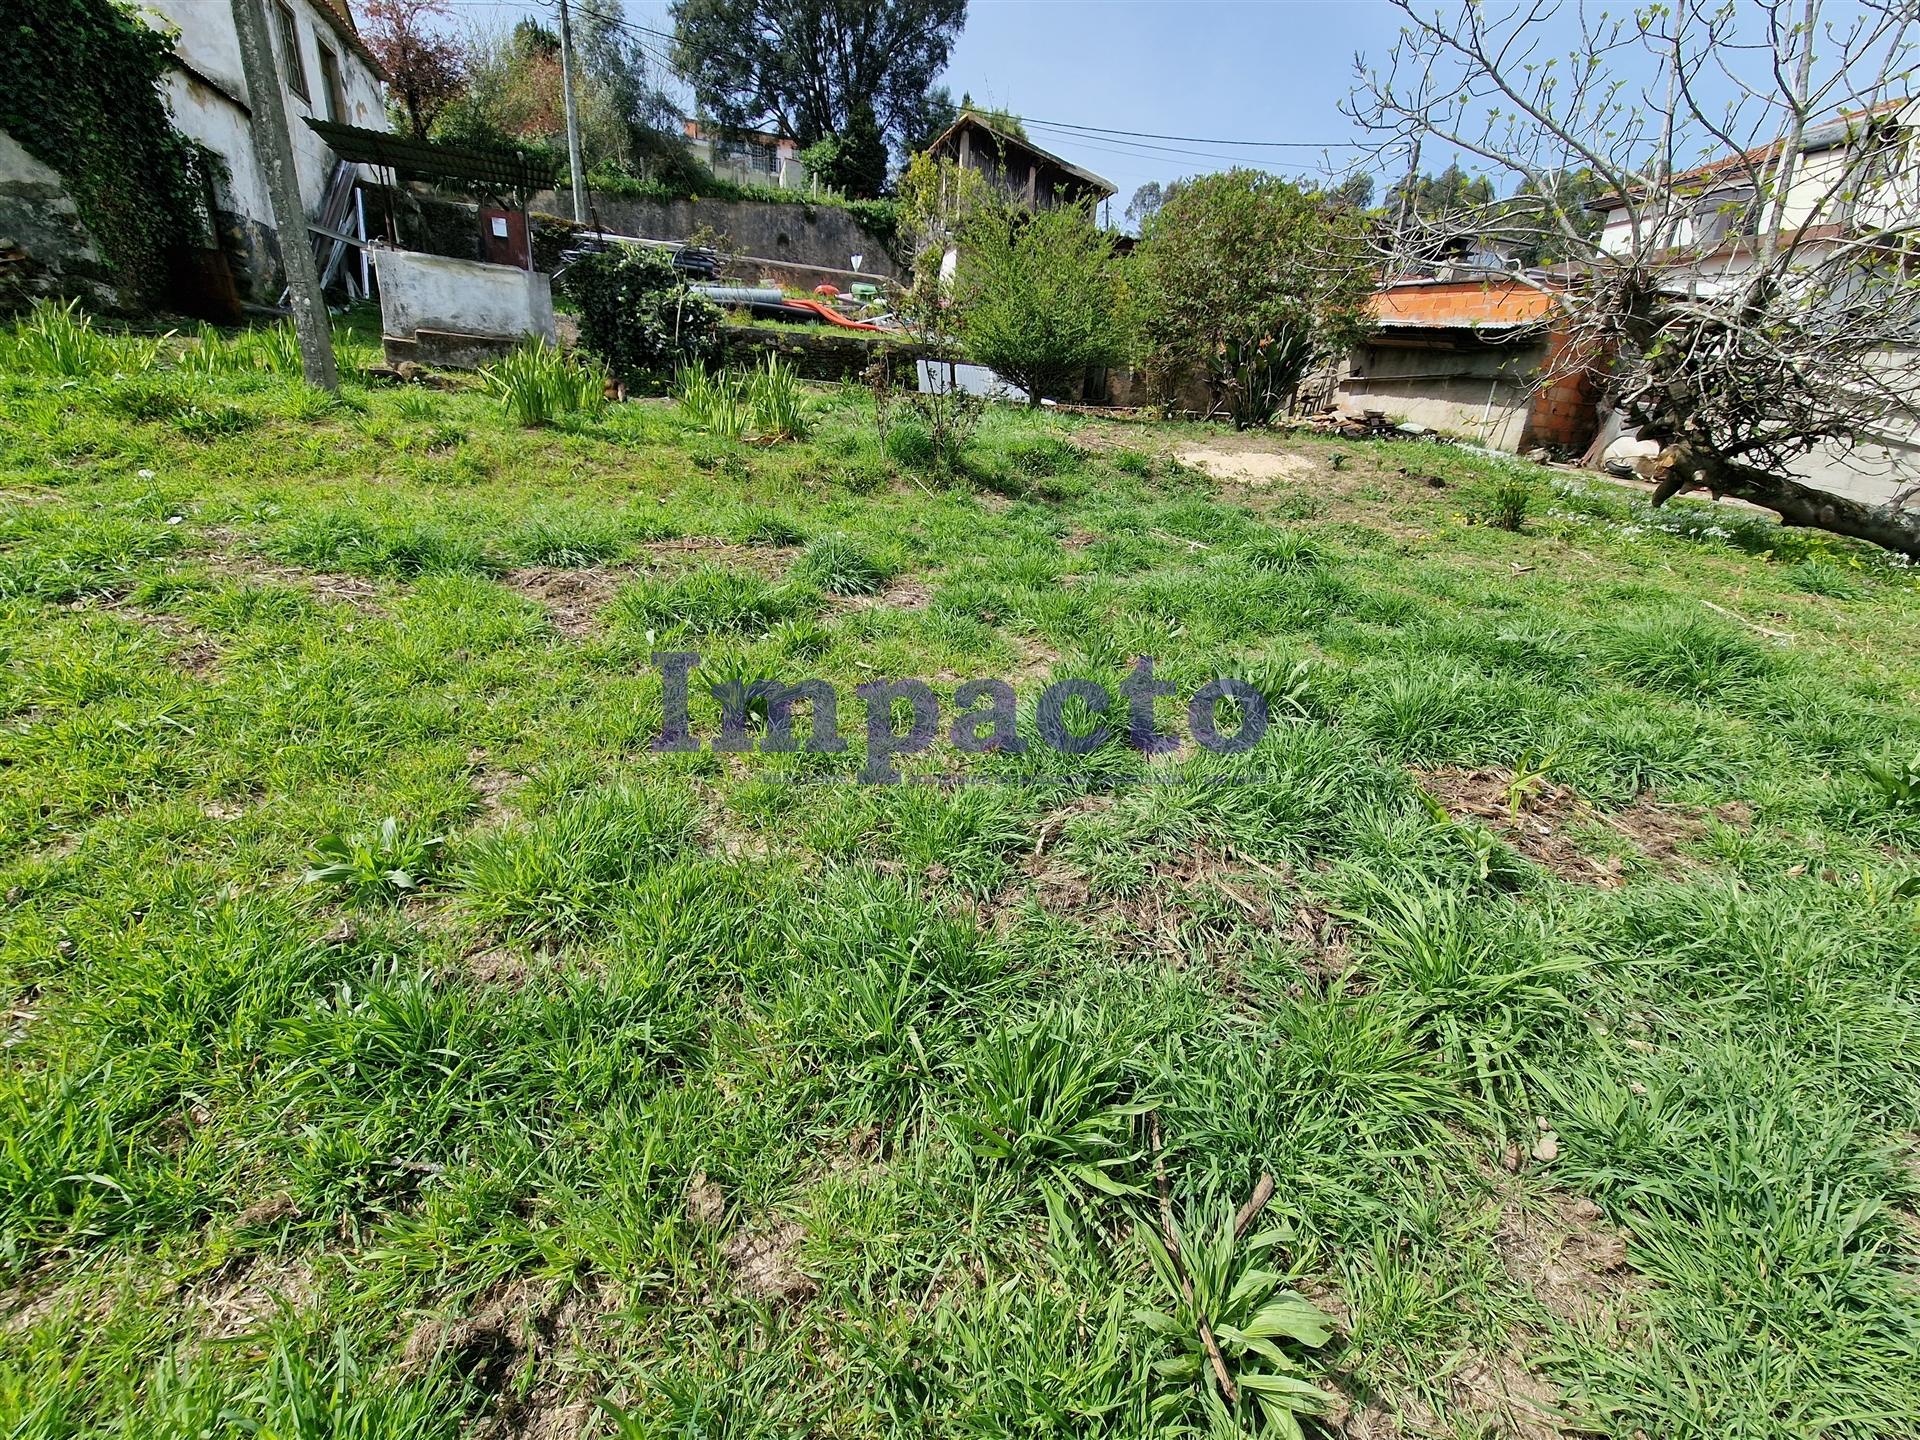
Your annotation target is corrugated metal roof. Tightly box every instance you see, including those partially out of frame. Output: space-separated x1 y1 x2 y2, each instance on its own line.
303 120 556 196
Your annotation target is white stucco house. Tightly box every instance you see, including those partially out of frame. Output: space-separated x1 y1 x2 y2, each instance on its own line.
1590 101 1920 503
145 0 391 302
0 0 389 312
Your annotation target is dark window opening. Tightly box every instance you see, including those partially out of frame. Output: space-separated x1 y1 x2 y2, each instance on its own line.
275 3 310 103
317 42 346 122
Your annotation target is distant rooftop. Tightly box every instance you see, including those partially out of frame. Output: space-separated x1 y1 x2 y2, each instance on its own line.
921 111 1116 203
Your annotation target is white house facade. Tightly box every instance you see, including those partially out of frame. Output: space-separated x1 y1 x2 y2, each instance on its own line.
145 0 390 301
1592 101 1920 505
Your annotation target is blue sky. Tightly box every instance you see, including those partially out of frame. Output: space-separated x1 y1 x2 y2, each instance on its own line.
936 1 1403 212
443 0 1415 211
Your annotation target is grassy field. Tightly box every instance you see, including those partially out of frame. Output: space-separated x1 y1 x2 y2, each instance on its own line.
2 303 1919 1439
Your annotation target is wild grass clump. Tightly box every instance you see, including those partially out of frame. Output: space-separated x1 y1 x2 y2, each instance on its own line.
793 535 890 596
480 340 606 426
1239 529 1322 572
1339 875 1584 1102
8 298 159 377
1786 559 1868 599
949 1009 1150 1214
727 507 805 547
675 356 811 441
457 784 697 944
1481 473 1535 532
1597 612 1776 696
673 362 748 440
745 353 810 441
268 506 497 577
610 564 802 635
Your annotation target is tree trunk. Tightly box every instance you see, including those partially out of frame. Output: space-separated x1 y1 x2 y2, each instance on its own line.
1651 444 1920 558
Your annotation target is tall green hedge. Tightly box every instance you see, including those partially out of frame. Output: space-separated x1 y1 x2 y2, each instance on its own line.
1 0 204 304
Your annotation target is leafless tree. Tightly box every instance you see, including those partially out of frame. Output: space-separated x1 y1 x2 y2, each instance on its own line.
1354 0 1920 557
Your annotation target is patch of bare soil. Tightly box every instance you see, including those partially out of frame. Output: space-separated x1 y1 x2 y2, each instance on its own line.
1 1265 115 1339
501 567 626 639
1281 898 1355 986
466 748 520 827
642 536 795 578
1324 1349 1574 1439
723 1220 816 1303
191 1252 317 1340
685 1170 727 1228
1447 1350 1572 1439
981 804 1305 998
190 536 387 610
1418 767 1625 887
233 1193 300 1229
403 1276 614 1440
1174 444 1319 489
1495 1192 1639 1328
838 578 933 612
1418 768 1750 882
462 942 530 985
1005 633 1062 684
1610 796 1748 866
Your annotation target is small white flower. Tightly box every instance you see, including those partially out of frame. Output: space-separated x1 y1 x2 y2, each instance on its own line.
137 469 155 480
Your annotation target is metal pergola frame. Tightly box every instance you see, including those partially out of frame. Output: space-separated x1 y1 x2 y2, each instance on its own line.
303 120 558 270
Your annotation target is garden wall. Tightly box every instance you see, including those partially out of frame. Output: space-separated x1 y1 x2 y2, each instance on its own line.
0 130 125 313
540 190 898 279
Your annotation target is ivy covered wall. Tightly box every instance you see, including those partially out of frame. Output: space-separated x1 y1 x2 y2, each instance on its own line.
0 0 205 309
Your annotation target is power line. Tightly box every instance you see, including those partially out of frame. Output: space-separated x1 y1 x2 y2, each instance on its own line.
1020 121 1357 169
1020 117 1367 150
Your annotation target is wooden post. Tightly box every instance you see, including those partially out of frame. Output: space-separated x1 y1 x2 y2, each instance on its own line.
229 0 337 390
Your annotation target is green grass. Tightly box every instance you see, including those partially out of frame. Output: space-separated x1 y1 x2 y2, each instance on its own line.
1 302 1918 1437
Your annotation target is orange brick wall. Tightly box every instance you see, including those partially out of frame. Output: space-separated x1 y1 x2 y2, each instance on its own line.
1524 324 1602 451
1371 280 1558 328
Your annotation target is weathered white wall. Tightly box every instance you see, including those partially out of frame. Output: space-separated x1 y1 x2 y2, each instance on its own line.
374 247 556 344
1337 340 1544 451
145 0 388 227
0 132 125 310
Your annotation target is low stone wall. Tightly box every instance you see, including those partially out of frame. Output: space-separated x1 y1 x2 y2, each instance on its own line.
0 131 126 313
543 190 898 279
721 322 911 381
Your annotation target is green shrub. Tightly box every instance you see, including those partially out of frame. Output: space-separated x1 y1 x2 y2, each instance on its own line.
952 196 1128 405
561 246 722 385
1132 171 1374 428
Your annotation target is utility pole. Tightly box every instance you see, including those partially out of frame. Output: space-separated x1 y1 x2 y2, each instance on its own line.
229 0 337 391
556 0 588 222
